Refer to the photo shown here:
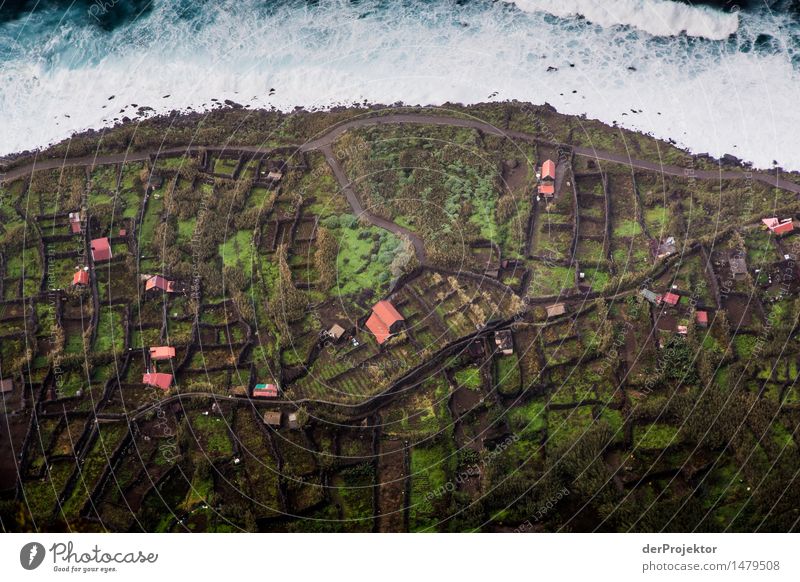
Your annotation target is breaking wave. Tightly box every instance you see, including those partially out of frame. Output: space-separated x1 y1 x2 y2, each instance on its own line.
509 0 740 40
0 0 798 169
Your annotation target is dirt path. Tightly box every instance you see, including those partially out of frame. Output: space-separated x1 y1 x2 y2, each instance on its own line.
4 113 797 193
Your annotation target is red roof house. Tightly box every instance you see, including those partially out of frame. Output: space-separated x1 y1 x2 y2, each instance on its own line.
72 270 89 286
696 310 708 327
538 182 555 197
145 275 175 293
253 383 278 398
541 159 556 180
149 346 176 361
762 217 794 236
538 159 556 197
90 237 112 262
661 292 681 306
365 300 405 345
142 373 172 390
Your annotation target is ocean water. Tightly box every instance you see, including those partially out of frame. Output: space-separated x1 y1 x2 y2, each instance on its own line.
0 0 798 169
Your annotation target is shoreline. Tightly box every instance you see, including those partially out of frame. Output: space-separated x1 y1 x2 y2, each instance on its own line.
1 101 797 182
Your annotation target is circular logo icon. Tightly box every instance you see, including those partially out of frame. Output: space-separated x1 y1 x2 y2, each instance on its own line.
20 542 46 570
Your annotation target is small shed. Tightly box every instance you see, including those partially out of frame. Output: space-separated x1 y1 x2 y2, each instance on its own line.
639 289 660 304
262 411 282 427
0 378 13 394
287 412 300 430
68 212 82 234
145 275 175 293
327 324 346 341
494 329 514 355
696 310 709 327
728 252 747 280
149 346 176 361
72 269 89 286
545 303 566 318
655 236 677 259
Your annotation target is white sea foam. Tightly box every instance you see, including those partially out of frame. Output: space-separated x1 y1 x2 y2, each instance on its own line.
0 0 797 171
509 0 740 40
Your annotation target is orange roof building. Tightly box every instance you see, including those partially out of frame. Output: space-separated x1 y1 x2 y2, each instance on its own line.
762 217 794 236
541 159 556 180
696 310 708 327
538 159 556 197
365 300 405 345
145 275 175 293
72 270 89 286
142 373 172 390
253 383 279 398
149 346 176 361
90 237 112 262
662 292 681 306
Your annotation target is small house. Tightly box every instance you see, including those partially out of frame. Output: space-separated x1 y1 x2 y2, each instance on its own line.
145 275 175 293
267 170 284 183
677 325 688 336
696 310 708 327
327 324 346 341
253 383 279 398
0 378 13 394
72 269 89 286
545 303 566 318
365 300 405 345
149 346 176 361
90 237 112 262
68 212 82 234
762 217 794 236
262 411 282 427
142 373 172 390
661 292 681 307
494 329 514 355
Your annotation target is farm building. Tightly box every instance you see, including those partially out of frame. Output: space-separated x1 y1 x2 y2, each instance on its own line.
68 212 82 234
762 217 794 236
729 252 748 280
0 379 13 394
145 275 175 293
494 329 514 355
72 269 89 286
677 325 688 335
545 303 566 318
365 300 405 345
538 159 556 197
262 411 282 426
661 292 681 307
253 383 279 398
142 373 172 390
90 237 112 262
149 346 176 361
696 311 709 327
